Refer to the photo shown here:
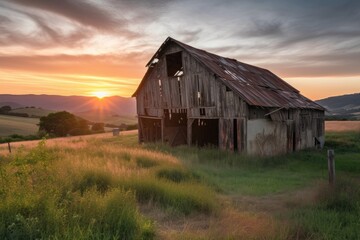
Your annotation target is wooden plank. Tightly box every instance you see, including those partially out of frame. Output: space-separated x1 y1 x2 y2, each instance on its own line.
328 149 335 185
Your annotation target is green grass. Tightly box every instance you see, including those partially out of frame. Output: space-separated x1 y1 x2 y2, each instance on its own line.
292 177 360 240
0 130 359 239
0 114 39 137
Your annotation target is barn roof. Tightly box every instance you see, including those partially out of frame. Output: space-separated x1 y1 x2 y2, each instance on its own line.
133 37 324 110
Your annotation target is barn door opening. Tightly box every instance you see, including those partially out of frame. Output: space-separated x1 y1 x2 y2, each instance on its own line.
140 118 161 142
192 119 219 147
163 109 187 146
233 119 238 152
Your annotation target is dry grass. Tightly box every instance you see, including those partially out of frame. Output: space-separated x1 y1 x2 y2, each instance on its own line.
1 129 359 239
325 120 360 132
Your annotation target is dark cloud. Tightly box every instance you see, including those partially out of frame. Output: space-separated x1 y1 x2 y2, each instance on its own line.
176 29 202 43
241 20 283 37
0 9 90 48
8 0 119 31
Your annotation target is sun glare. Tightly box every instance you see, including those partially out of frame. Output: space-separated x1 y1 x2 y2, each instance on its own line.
92 91 109 99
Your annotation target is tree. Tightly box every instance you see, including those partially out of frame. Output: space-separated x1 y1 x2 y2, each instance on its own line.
39 111 89 137
0 105 11 113
91 122 105 132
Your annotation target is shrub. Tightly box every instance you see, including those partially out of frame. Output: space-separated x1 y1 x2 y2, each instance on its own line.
91 123 105 132
121 177 217 215
73 171 113 195
136 157 158 168
156 168 199 183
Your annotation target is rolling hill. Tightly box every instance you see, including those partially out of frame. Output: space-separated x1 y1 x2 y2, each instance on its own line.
316 93 360 119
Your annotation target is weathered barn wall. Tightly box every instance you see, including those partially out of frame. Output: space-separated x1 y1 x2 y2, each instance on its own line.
136 41 249 146
247 119 287 156
246 109 325 155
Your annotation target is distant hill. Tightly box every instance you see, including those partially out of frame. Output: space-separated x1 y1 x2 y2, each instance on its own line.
0 94 136 117
76 109 137 125
0 101 24 109
316 93 360 120
9 107 55 118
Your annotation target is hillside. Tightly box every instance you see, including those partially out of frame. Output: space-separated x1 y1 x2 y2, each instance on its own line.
76 109 137 125
9 107 55 117
0 94 136 117
316 93 360 119
0 115 39 137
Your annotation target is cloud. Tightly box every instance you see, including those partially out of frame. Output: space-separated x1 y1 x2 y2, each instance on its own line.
176 29 203 43
0 11 90 49
8 0 120 31
0 54 150 79
240 19 283 37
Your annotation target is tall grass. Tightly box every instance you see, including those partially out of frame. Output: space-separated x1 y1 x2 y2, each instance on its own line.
0 135 219 238
1 131 359 239
0 140 155 239
292 177 360 240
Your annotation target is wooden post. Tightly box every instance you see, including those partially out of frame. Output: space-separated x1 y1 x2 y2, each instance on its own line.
187 118 194 146
328 149 335 185
161 118 164 143
7 142 11 153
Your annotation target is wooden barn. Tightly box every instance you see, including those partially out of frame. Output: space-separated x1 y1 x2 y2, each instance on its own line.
132 37 325 155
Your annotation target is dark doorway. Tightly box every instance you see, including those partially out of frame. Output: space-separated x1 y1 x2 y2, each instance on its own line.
233 119 238 152
192 119 219 147
140 118 161 142
292 131 296 151
164 109 187 146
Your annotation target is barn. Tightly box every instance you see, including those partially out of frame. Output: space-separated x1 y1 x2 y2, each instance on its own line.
132 37 325 155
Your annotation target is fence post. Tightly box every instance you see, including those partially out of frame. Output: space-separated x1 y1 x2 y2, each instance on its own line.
327 149 335 185
7 142 11 153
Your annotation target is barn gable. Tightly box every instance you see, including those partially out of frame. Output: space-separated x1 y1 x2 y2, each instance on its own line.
133 37 324 111
132 37 325 155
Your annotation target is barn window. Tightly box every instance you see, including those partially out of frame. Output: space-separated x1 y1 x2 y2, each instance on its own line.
166 52 183 77
226 86 231 92
200 108 205 116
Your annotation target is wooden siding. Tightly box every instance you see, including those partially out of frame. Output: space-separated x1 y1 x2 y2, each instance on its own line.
136 42 248 119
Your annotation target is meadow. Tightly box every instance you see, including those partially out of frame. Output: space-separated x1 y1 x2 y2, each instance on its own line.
0 115 39 137
0 125 359 239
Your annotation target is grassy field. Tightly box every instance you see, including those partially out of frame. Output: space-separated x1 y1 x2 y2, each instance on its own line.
0 127 359 239
0 115 39 137
325 120 360 132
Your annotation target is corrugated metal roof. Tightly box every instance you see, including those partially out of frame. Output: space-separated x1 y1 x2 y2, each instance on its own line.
134 37 324 111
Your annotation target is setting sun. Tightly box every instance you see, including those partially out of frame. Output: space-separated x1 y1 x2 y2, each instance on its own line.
92 91 109 99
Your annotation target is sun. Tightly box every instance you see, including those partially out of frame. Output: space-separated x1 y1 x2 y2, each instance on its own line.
92 91 109 99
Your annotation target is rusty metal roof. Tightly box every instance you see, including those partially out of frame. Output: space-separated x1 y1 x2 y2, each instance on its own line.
133 37 324 110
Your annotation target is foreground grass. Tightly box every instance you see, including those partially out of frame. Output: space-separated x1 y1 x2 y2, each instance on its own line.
0 135 217 239
145 131 360 239
0 131 359 239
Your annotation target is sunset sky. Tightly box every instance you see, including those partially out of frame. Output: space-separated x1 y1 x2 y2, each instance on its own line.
0 0 359 100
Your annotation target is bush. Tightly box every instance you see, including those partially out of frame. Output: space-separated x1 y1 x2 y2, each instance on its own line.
136 157 158 168
91 123 105 132
121 177 217 215
156 168 199 183
73 171 113 195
